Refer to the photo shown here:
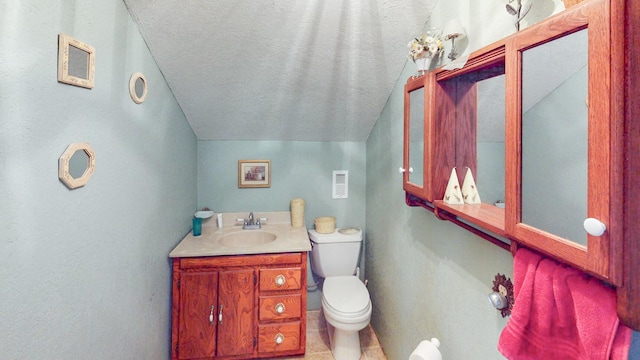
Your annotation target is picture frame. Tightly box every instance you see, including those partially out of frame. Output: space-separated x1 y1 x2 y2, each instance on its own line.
238 160 271 188
57 33 96 89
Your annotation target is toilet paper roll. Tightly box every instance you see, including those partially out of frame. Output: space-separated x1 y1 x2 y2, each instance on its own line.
409 338 442 360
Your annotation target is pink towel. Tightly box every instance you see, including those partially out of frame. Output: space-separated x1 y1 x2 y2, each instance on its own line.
498 248 632 359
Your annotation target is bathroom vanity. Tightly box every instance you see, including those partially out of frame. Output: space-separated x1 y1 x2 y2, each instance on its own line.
169 212 311 360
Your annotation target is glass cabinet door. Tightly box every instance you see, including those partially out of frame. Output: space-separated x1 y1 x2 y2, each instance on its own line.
403 76 427 198
505 0 616 283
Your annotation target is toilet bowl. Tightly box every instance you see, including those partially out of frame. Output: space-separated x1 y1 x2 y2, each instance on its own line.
308 228 371 360
322 276 372 360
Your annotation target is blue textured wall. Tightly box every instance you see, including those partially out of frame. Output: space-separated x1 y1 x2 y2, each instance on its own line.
0 1 197 358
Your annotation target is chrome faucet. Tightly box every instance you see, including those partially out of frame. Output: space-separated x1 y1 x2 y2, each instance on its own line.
242 212 261 230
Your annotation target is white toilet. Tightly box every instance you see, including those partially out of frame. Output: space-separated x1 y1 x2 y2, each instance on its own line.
308 227 372 360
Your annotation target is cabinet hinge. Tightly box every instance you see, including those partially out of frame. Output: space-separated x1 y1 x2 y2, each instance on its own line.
254 272 257 286
254 336 257 348
177 277 180 289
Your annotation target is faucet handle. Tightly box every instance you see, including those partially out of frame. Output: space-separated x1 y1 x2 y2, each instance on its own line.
259 217 268 222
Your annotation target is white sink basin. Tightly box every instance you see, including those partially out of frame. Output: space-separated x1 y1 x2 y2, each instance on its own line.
218 230 277 248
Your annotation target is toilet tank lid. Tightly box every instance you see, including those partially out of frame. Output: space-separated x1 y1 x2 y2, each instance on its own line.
308 227 362 243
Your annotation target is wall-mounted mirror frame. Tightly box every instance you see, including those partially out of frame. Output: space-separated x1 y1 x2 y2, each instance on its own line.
129 72 148 104
59 142 96 189
57 34 95 89
505 0 617 283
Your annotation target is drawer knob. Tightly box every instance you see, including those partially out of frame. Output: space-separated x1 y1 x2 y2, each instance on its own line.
275 274 286 287
275 303 286 314
274 333 285 345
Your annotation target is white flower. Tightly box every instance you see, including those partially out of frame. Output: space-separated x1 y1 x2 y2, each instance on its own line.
407 29 444 60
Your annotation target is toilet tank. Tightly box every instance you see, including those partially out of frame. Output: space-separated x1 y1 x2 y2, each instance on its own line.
308 228 362 278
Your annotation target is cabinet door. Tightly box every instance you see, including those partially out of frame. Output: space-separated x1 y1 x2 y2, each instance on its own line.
505 0 617 283
178 271 218 360
403 75 430 199
216 269 255 357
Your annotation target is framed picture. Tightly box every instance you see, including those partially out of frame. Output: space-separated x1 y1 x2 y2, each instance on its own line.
57 33 96 89
238 160 271 188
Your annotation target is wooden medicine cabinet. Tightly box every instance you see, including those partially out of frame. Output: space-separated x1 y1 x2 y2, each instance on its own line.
403 0 640 329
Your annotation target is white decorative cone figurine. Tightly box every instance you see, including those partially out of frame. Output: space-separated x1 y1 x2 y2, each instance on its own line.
461 167 481 204
443 168 464 205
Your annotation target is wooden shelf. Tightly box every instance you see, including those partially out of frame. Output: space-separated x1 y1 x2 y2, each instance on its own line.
433 201 506 238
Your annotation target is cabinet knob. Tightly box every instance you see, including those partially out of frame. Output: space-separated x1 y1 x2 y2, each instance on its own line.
275 274 286 287
409 167 414 173
584 218 606 237
275 302 286 314
274 333 285 345
398 167 414 174
209 305 215 324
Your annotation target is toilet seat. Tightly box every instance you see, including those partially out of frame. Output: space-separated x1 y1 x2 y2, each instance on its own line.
322 276 371 323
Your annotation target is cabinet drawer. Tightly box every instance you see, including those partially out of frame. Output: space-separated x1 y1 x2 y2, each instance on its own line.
258 322 301 353
259 294 302 321
259 268 302 291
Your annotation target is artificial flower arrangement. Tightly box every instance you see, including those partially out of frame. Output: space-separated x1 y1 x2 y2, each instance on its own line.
407 29 444 61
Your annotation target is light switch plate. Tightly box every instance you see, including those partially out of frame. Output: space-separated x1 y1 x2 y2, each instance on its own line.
332 170 348 199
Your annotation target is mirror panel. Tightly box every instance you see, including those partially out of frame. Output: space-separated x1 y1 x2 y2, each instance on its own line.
521 29 589 245
69 149 90 179
68 45 89 79
408 87 425 187
436 63 505 206
477 73 506 206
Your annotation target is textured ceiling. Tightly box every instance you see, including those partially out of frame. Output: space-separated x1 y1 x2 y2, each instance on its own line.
123 0 434 141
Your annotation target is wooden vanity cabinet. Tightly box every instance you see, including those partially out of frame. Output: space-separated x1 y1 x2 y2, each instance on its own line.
171 252 307 360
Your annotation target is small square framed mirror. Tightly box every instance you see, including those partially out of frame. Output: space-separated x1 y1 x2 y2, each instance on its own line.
57 33 95 89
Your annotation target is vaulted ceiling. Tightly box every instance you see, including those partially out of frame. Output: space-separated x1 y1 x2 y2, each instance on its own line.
123 0 434 141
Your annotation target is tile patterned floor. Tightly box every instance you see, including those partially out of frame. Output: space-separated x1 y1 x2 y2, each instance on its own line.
282 310 387 360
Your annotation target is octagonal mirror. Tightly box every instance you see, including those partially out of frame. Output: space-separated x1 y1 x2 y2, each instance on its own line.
58 142 96 189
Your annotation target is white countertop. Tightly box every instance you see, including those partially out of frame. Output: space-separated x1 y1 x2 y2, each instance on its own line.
169 211 312 258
